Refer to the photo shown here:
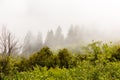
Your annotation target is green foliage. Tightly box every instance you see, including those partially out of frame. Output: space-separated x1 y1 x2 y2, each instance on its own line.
15 57 29 72
2 41 120 80
3 61 120 80
28 47 54 68
0 56 19 79
57 48 76 68
111 48 120 61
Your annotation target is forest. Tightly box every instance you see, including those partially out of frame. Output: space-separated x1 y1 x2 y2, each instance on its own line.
1 26 120 80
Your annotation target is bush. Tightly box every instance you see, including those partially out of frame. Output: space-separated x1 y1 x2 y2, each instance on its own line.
28 47 54 69
2 41 120 80
57 48 76 68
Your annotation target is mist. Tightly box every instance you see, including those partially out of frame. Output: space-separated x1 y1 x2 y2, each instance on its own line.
0 0 120 55
0 0 120 39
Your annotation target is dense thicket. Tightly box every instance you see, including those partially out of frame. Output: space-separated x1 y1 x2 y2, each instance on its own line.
1 41 120 79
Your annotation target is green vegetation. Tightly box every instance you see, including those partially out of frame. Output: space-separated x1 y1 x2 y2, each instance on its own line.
1 41 120 80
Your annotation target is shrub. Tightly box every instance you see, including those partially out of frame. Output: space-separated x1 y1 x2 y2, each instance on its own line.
28 47 54 69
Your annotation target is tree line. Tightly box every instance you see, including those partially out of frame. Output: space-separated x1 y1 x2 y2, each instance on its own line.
0 25 82 57
1 41 120 79
22 25 82 57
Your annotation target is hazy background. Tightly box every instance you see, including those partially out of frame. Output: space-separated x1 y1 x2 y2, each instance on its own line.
0 0 120 41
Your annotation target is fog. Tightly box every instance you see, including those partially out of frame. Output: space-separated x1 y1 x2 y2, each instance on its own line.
0 0 120 42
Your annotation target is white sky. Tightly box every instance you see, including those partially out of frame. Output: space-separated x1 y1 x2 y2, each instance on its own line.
0 0 120 40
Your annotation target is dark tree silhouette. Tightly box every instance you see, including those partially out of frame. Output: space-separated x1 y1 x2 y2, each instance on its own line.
65 25 81 45
22 31 33 57
54 26 64 47
44 30 54 47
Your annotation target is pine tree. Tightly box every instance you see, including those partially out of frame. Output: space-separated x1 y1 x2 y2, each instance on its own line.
44 30 54 47
54 26 64 47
